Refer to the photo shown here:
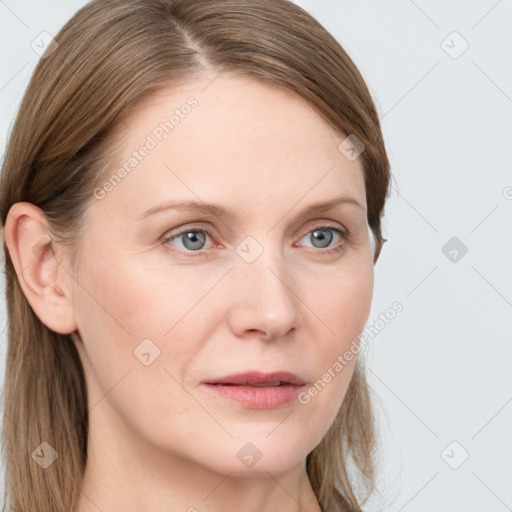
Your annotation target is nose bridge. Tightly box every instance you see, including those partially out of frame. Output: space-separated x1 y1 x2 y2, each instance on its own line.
228 237 301 339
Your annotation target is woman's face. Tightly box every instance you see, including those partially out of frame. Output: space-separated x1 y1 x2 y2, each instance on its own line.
70 74 374 477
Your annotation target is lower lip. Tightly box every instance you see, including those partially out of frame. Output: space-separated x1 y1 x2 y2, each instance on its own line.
201 383 305 409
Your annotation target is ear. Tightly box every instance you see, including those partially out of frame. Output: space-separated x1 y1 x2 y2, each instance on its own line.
373 237 386 264
2 202 78 335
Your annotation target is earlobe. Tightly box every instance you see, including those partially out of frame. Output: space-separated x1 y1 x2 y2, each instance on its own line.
3 202 78 334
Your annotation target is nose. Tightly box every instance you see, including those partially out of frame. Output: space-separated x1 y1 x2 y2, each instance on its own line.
227 247 302 342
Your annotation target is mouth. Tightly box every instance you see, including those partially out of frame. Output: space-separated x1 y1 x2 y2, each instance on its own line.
201 371 306 409
203 371 305 386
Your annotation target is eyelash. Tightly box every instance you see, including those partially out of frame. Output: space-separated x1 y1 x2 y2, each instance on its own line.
163 224 348 258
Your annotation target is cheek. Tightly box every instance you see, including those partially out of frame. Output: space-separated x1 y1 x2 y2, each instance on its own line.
298 259 373 416
309 257 374 345
71 250 222 404
71 255 206 446
74 249 210 340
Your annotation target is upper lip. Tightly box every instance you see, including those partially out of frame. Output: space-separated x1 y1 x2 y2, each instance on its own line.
202 371 305 386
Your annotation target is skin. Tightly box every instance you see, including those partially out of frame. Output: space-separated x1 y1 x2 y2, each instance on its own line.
5 73 376 512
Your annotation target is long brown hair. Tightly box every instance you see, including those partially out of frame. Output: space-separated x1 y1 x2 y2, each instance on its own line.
0 1 390 510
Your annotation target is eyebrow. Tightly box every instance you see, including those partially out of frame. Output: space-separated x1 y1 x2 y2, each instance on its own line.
136 196 365 221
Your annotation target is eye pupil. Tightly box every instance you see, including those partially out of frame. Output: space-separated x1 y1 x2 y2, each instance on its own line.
311 229 333 248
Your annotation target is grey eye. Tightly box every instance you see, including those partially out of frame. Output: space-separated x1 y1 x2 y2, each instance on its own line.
309 228 333 248
171 230 208 251
299 227 342 250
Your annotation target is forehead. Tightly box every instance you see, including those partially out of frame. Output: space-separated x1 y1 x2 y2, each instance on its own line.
93 74 367 222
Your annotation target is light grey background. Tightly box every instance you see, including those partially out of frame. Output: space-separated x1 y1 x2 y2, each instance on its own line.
1 1 511 510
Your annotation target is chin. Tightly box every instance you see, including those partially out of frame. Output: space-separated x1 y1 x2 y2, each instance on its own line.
195 431 314 477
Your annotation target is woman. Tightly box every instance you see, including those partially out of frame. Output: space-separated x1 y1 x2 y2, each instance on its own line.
0 0 390 511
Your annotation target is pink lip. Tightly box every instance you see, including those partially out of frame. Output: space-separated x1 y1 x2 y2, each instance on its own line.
201 371 306 409
203 371 305 386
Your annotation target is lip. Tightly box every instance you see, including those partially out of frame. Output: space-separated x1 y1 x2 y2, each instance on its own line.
201 371 306 409
203 371 305 386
